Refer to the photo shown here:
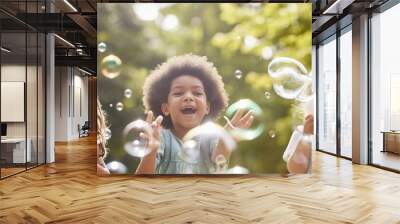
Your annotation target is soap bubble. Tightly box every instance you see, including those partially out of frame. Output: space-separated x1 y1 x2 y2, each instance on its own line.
98 42 107 53
227 166 249 174
122 119 152 158
109 104 113 108
179 122 236 174
183 122 237 152
235 69 243 79
177 139 202 174
116 102 124 111
268 57 308 77
124 89 132 98
296 76 314 102
104 128 112 140
268 130 276 138
225 99 265 141
270 67 308 100
101 54 122 79
264 91 271 100
178 139 200 164
177 140 202 174
106 161 127 174
268 57 312 101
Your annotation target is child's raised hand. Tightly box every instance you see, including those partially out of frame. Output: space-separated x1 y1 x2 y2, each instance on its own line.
224 108 254 130
303 114 314 135
143 111 163 152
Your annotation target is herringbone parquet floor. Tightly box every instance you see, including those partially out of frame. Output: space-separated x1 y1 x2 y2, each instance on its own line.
0 135 399 223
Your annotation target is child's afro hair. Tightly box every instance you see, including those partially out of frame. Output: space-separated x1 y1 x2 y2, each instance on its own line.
143 54 229 129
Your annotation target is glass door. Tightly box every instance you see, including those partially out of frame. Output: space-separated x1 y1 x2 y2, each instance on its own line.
317 35 337 155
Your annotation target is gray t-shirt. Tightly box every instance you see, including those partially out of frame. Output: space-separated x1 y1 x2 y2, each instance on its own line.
155 128 218 174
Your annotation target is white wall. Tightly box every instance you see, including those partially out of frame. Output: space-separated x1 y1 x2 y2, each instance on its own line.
54 67 89 141
55 67 69 141
1 64 46 163
1 65 27 137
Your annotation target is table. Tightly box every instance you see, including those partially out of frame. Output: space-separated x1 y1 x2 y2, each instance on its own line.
1 138 31 164
381 131 400 154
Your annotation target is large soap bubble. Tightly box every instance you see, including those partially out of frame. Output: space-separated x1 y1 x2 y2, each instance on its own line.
122 119 153 158
268 57 314 101
178 122 236 174
270 67 308 100
177 139 201 174
183 122 237 152
225 99 264 141
296 75 314 102
179 139 200 164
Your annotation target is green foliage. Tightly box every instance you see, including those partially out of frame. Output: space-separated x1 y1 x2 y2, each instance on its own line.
98 3 311 173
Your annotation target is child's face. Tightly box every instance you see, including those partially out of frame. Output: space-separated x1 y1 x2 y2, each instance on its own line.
162 75 210 130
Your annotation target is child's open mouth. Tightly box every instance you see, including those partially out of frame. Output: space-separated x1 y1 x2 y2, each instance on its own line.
181 106 197 115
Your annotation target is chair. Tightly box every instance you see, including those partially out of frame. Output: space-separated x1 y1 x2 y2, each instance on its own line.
79 121 90 138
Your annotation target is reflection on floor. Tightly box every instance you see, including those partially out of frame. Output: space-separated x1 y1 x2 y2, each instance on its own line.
0 167 25 177
0 162 42 178
373 150 400 171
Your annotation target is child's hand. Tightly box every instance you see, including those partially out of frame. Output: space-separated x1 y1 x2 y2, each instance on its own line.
303 114 314 135
143 111 163 152
224 108 254 130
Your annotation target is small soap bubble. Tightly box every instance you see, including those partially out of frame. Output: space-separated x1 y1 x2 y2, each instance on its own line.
234 69 243 79
106 161 127 174
124 89 132 98
109 104 113 108
98 42 107 53
264 91 271 100
101 54 122 79
104 128 112 140
116 102 124 111
268 130 276 138
122 119 152 158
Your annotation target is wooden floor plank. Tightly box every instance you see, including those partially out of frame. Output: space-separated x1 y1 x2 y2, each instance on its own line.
0 135 399 223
